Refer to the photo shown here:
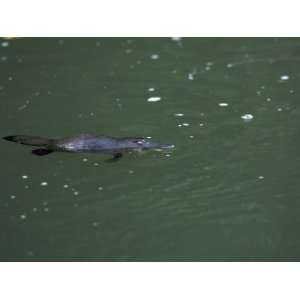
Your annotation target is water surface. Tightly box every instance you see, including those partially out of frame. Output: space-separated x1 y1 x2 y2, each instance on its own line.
1 38 300 261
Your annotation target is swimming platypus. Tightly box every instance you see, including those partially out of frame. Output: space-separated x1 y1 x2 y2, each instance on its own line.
3 134 174 160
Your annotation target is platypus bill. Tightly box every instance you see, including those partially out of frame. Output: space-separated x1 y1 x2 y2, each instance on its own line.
3 134 174 160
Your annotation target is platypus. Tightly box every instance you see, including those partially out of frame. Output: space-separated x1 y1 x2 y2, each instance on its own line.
3 134 174 160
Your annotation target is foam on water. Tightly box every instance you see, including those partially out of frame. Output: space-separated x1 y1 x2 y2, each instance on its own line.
218 102 229 107
150 54 159 60
147 96 161 102
1 41 9 47
241 114 254 121
280 75 289 81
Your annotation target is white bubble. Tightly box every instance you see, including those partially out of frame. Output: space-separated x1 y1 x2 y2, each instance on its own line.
227 63 233 68
277 108 283 112
258 176 264 180
199 123 204 127
151 54 159 60
266 97 272 102
182 123 190 127
189 135 194 139
20 214 27 220
1 41 9 47
82 158 88 162
98 186 103 191
73 191 79 196
174 113 184 117
10 195 16 199
218 102 229 107
188 73 194 80
280 75 289 81
40 182 48 186
22 175 28 179
148 87 155 92
241 114 254 121
171 37 182 41
63 184 69 188
147 96 161 102
129 170 134 174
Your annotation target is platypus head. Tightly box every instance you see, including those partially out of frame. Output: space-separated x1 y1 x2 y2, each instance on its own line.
127 138 175 151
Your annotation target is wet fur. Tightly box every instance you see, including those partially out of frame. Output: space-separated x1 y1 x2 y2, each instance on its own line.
3 134 173 160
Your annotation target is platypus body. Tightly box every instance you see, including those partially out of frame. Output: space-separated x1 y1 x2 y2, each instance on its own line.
3 134 174 160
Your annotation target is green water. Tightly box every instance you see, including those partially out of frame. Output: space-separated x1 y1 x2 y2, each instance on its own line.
1 38 300 261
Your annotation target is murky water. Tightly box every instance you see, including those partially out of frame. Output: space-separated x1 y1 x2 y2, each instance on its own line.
1 38 300 261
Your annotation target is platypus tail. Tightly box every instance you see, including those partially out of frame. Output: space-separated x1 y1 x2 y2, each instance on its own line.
3 135 55 156
3 135 52 147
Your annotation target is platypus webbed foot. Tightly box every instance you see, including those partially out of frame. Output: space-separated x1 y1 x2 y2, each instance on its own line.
105 152 123 163
32 149 54 156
